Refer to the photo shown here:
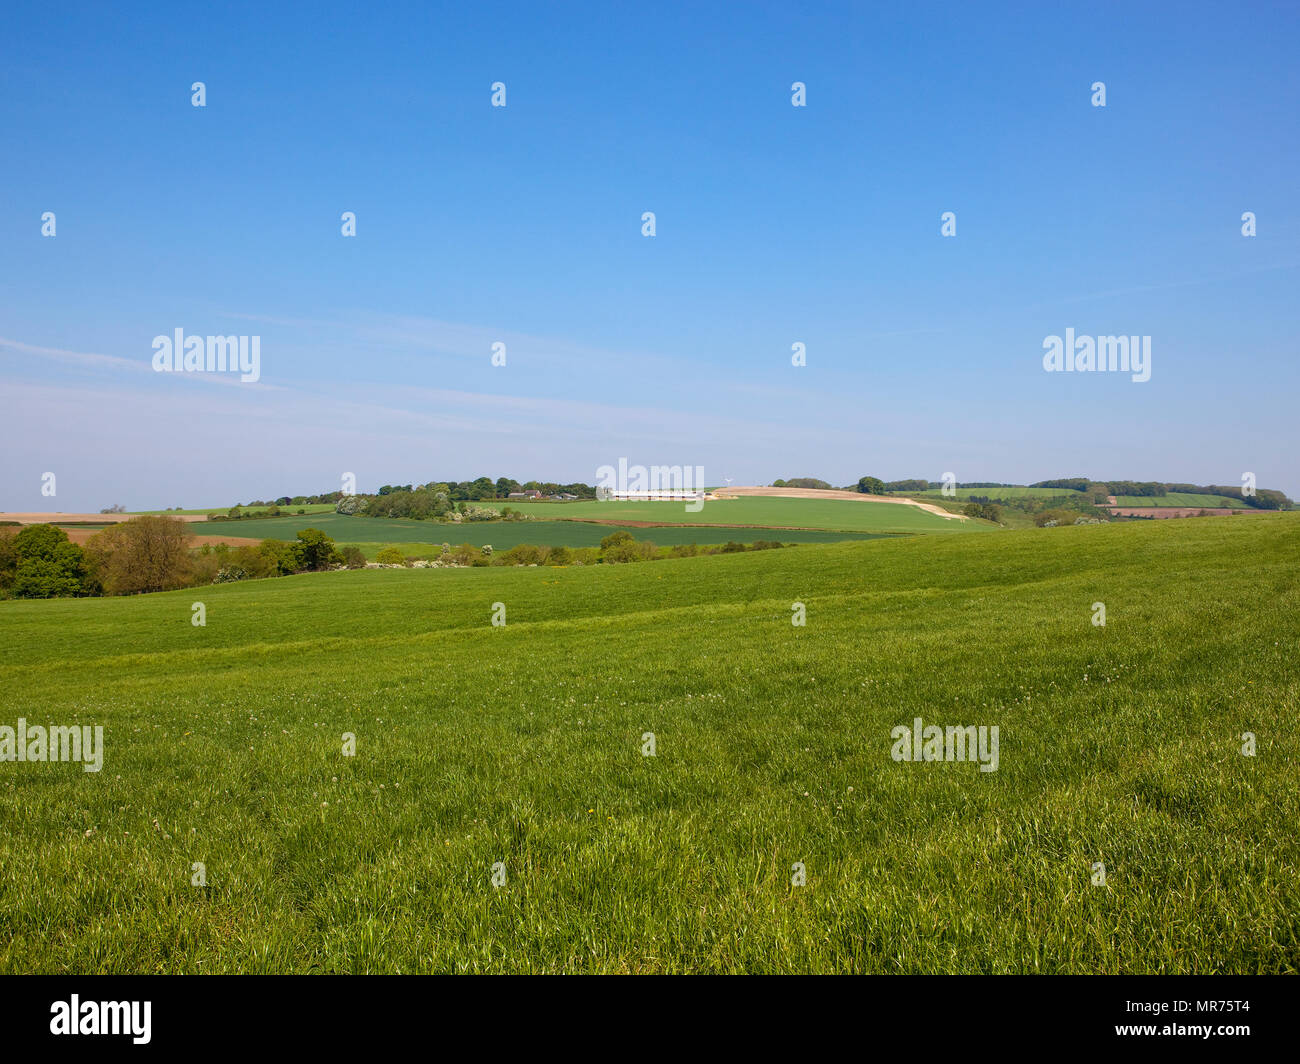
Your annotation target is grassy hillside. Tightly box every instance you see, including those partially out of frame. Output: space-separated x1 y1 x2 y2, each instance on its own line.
1 514 1297 973
1112 493 1246 509
906 486 1082 501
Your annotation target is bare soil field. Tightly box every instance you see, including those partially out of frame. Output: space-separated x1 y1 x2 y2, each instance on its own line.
716 485 967 520
0 512 206 524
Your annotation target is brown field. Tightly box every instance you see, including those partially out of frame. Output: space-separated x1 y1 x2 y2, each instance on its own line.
0 512 205 524
716 485 967 520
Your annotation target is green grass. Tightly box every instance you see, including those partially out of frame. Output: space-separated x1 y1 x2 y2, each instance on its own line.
1 514 1297 973
1112 493 1246 509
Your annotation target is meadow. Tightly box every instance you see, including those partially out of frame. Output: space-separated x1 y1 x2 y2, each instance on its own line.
1 514 1297 973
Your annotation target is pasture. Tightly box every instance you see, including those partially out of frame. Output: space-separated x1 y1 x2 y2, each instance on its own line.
1 513 1297 973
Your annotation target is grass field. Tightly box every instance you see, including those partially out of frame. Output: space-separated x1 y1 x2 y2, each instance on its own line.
350 496 982 534
1112 493 1246 509
1 513 1297 973
187 513 896 549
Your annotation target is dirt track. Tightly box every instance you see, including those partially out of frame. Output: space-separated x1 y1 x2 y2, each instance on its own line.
715 486 967 520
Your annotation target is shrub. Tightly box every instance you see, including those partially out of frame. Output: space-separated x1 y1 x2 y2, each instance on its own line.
601 535 656 564
498 544 544 566
600 530 635 551
257 539 300 576
375 547 407 566
340 546 366 569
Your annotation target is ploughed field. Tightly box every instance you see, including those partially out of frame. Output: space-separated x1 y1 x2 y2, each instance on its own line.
0 514 1297 973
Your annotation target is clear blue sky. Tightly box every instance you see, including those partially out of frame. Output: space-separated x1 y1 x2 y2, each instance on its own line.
2 0 1297 509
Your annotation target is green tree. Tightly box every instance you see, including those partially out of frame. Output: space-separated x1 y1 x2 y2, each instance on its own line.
11 525 90 598
0 529 18 593
293 528 342 571
857 476 886 495
257 539 300 575
962 501 1003 523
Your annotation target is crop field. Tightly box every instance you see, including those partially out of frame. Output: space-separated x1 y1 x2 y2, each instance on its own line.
187 513 895 549
1112 493 1246 509
475 496 983 533
1 513 1297 974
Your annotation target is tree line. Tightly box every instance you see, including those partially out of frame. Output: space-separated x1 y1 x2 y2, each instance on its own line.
0 520 362 599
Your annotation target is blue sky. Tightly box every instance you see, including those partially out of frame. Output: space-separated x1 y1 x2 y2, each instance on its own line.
2 0 1297 509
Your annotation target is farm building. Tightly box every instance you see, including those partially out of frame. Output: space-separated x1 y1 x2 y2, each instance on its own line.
602 489 709 501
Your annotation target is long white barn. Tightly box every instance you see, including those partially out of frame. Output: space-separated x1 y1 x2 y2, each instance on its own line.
601 489 710 501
